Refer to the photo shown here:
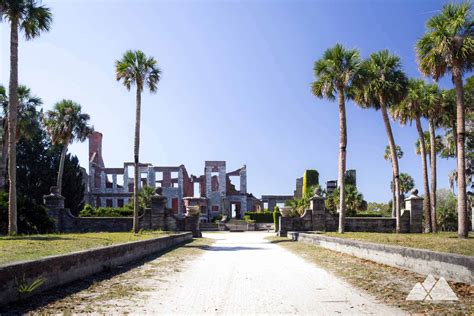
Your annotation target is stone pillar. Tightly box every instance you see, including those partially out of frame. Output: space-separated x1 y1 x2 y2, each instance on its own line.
240 165 247 194
112 174 117 192
43 186 65 232
150 188 167 230
123 166 129 191
100 171 106 190
404 190 423 233
310 192 326 232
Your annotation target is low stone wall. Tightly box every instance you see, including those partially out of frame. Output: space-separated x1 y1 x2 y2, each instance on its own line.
278 193 421 235
288 232 474 285
0 232 192 305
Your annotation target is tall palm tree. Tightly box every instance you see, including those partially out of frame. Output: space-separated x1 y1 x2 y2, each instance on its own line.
43 100 93 196
424 83 446 233
0 85 42 192
392 79 432 232
416 2 473 238
0 0 52 235
355 50 408 232
383 144 403 217
116 50 161 234
311 44 361 233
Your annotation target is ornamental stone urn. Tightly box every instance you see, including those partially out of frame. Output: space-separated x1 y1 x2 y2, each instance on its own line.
280 207 291 218
185 205 200 217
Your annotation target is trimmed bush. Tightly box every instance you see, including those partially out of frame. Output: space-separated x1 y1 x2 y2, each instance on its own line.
211 214 223 223
273 207 281 231
79 204 137 217
302 169 319 196
243 211 273 223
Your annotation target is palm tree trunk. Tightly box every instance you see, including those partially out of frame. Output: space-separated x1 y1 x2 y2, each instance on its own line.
0 119 9 192
380 99 400 233
416 117 431 233
391 178 396 217
337 89 347 234
133 85 142 234
8 17 19 235
428 119 437 233
56 142 69 196
452 67 468 238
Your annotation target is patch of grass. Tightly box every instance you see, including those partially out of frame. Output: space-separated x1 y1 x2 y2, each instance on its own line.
2 237 215 314
269 236 474 315
0 231 168 265
322 232 474 256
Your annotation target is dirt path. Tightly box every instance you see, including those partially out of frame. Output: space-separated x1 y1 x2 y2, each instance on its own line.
9 232 404 315
146 232 402 315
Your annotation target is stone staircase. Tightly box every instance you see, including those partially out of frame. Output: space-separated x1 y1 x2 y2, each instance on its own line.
200 223 219 231
225 219 248 232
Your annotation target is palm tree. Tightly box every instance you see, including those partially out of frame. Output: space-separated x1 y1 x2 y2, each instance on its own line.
311 44 361 234
355 50 408 232
416 2 473 238
391 79 432 232
0 85 42 192
43 100 93 196
383 144 404 217
116 50 161 234
424 84 446 232
0 0 52 235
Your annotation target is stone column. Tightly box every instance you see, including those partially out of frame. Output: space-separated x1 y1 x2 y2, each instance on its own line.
310 192 326 232
112 174 117 192
404 190 423 233
240 165 247 194
43 186 65 232
150 188 167 231
268 200 276 212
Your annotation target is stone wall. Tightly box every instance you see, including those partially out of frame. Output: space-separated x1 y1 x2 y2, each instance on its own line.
278 192 423 235
0 233 192 306
288 232 474 285
44 187 200 236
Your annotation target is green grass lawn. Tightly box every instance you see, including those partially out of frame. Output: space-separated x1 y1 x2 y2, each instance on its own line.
0 231 168 265
323 232 474 256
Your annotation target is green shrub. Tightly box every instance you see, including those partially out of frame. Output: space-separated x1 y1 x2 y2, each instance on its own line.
0 192 54 235
211 214 223 223
303 169 319 196
243 212 273 223
273 207 281 231
79 205 136 217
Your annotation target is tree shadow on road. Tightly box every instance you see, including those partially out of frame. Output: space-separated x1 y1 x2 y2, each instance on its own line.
0 240 193 315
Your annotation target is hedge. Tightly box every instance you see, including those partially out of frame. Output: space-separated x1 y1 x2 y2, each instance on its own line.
243 212 273 223
273 209 281 231
79 204 136 217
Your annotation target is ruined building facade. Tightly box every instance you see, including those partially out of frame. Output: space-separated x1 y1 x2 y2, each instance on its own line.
88 132 260 222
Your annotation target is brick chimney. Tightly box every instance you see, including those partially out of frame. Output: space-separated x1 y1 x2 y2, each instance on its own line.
89 131 103 166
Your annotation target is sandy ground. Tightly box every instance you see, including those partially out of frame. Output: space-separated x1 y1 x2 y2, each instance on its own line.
139 232 402 315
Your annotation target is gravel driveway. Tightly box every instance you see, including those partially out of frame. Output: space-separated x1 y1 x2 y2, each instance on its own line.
148 232 402 315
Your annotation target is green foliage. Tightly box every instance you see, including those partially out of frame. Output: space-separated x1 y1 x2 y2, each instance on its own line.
211 214 223 223
383 145 403 162
273 207 281 231
325 185 367 217
284 188 316 217
16 276 45 297
79 204 135 217
366 202 392 217
15 110 86 216
126 186 155 210
436 189 458 231
390 173 415 195
302 170 319 196
0 192 54 235
243 212 273 223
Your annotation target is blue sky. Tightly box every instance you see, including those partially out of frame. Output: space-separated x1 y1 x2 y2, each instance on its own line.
0 0 466 202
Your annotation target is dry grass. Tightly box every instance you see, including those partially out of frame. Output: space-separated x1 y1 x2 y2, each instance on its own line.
1 237 215 314
323 231 474 256
0 231 168 265
269 236 474 315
